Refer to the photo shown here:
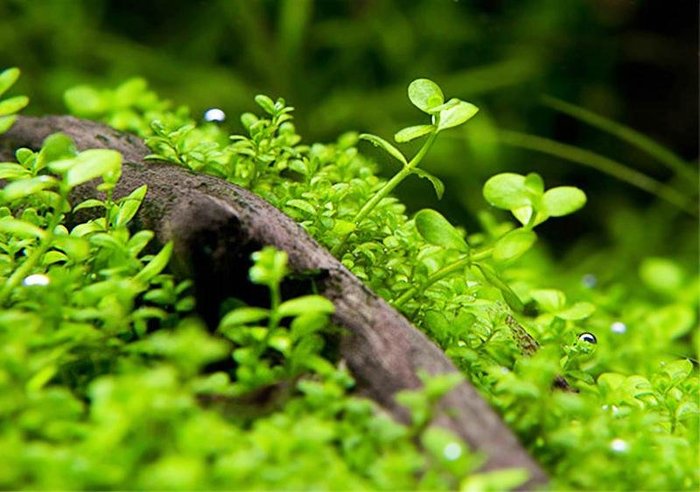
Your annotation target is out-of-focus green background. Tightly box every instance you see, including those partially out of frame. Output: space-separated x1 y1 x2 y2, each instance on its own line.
1 0 697 264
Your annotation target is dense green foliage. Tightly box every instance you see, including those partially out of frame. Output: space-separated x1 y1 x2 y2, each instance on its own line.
1 58 696 491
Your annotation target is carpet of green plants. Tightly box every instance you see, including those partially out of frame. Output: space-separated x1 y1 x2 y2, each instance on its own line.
1 61 698 491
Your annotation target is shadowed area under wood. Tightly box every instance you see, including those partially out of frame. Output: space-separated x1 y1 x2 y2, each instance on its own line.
0 116 548 488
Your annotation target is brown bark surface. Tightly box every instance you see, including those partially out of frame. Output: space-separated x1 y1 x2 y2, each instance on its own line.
1 116 548 488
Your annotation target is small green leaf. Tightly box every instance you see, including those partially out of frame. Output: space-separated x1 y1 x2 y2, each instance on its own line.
475 263 524 312
557 302 595 320
0 163 31 180
1 176 58 202
135 241 173 284
483 173 531 210
394 124 434 143
359 133 407 166
73 199 106 213
51 149 123 188
437 100 479 131
254 95 276 115
493 228 537 262
530 289 566 312
0 115 17 134
542 186 586 216
0 68 20 97
63 85 106 117
278 295 335 318
0 217 46 239
408 78 444 113
38 133 77 168
332 219 356 235
415 209 468 252
115 185 147 227
53 235 90 262
413 168 445 199
662 359 693 382
0 96 29 117
220 307 270 327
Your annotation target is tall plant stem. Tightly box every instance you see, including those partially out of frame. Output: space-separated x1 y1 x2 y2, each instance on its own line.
331 131 439 256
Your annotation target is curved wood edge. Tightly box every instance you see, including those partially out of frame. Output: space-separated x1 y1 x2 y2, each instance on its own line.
1 116 548 488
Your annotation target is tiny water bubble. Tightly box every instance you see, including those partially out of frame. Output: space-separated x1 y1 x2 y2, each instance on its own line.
443 442 462 461
203 108 226 123
581 274 597 288
610 321 627 334
23 274 50 287
610 438 629 453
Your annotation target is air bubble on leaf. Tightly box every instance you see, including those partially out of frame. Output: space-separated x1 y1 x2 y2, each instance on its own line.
203 108 226 122
23 274 50 286
443 442 463 461
582 274 597 288
610 438 629 453
611 321 627 334
578 332 597 344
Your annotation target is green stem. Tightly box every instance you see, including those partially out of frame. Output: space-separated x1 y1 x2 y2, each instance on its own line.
393 247 493 308
0 212 63 307
331 131 440 256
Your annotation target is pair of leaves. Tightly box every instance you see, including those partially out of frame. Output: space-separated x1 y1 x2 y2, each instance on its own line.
407 78 479 132
483 172 586 226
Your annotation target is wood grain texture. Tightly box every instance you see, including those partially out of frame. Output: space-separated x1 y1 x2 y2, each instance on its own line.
1 116 548 488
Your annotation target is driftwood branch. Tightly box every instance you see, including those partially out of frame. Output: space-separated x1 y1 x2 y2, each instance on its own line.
1 116 548 487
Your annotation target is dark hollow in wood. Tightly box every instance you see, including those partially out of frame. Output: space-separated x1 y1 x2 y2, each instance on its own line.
1 116 548 488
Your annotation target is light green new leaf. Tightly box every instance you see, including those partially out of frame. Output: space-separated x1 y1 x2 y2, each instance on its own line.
413 168 445 199
408 78 444 113
437 100 479 131
220 307 270 327
415 209 468 252
52 149 123 188
0 115 17 134
38 133 77 168
661 359 693 382
115 185 147 227
278 295 335 318
483 173 531 210
0 162 31 180
394 124 434 143
557 302 595 320
63 85 106 117
53 235 90 262
530 289 566 312
1 175 58 202
0 68 20 97
254 94 276 115
359 133 407 166
135 241 173 284
0 217 46 239
493 228 536 262
524 172 544 195
0 96 29 117
542 186 586 216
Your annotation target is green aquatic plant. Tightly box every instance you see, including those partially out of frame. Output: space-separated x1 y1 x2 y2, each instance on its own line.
1 72 693 490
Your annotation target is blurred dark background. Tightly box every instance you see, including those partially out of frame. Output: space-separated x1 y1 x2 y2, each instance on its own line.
1 0 697 265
